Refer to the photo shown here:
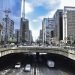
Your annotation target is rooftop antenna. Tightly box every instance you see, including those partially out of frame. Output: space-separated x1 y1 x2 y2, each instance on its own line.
3 0 11 18
4 9 11 17
21 0 25 18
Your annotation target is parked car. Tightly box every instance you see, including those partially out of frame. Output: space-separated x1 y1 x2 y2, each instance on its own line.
24 64 31 72
15 62 21 69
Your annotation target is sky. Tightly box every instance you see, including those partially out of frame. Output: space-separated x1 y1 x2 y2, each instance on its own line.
0 0 75 41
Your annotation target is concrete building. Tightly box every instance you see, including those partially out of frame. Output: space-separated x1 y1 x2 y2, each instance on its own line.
15 29 20 43
42 18 46 44
20 0 31 43
48 18 55 44
42 18 54 44
20 18 29 43
0 23 3 43
53 10 63 44
39 29 43 42
2 16 14 42
10 20 14 38
63 6 75 43
28 30 33 44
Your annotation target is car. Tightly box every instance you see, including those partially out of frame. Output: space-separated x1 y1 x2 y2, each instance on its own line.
24 43 27 46
47 60 55 68
15 62 21 69
24 64 31 72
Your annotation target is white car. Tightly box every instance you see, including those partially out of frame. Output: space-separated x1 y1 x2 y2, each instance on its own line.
24 64 31 72
47 60 55 68
15 62 21 69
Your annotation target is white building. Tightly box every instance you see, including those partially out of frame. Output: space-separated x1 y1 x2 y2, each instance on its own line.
2 17 14 42
63 6 75 43
42 18 54 44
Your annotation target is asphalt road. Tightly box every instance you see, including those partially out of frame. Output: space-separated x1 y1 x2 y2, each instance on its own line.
0 66 74 75
36 66 74 75
0 53 75 75
0 67 34 75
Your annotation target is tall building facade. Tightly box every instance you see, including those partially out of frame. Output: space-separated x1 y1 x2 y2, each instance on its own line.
28 30 33 44
20 18 29 42
42 6 75 45
15 29 20 43
20 0 31 43
39 29 43 42
0 24 3 43
42 18 46 44
53 10 63 44
48 18 55 44
63 6 75 43
2 16 14 42
42 18 54 44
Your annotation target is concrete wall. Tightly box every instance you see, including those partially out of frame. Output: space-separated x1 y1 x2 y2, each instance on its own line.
0 46 75 60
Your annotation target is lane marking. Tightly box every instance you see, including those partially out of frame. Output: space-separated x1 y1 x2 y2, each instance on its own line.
32 67 34 75
0 69 10 75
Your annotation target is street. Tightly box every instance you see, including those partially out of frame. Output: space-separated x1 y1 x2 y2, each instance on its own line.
0 65 74 75
0 53 75 75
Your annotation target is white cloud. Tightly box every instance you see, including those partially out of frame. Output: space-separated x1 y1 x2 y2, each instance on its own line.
32 29 40 41
40 0 75 19
30 10 56 41
30 24 40 41
37 0 75 20
26 0 61 41
29 20 42 41
38 10 56 20
25 2 33 14
59 0 75 9
29 9 58 41
26 0 75 41
32 19 38 23
30 0 60 7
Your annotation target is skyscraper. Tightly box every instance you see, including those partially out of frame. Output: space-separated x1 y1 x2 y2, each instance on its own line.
20 0 29 43
39 29 43 42
63 6 75 43
53 10 63 43
0 24 3 43
15 29 20 43
28 30 33 44
2 17 14 42
20 18 29 42
42 18 54 44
